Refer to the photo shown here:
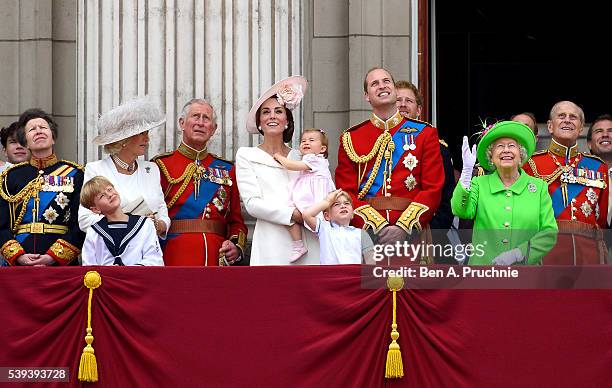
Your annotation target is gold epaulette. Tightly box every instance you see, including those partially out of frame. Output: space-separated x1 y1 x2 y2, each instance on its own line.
60 160 84 171
150 151 174 162
210 153 235 165
582 152 606 164
0 161 29 179
439 139 448 148
343 119 369 133
405 117 433 127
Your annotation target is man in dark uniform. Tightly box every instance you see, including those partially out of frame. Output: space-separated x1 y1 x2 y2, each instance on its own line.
335 68 444 263
0 109 84 265
395 80 456 263
152 99 247 266
523 101 608 264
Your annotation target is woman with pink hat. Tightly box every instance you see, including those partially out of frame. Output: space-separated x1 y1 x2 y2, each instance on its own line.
236 76 320 265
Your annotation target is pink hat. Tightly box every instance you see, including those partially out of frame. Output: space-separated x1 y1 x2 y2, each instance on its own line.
246 75 308 134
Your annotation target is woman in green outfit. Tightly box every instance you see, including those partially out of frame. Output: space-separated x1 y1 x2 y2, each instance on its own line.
452 121 558 265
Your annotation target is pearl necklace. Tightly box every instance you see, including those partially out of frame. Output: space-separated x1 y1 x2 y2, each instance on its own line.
112 155 136 172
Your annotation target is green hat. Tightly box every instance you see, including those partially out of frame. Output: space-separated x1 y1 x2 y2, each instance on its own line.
476 121 536 171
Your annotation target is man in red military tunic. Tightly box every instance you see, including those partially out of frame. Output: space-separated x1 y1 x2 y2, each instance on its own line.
152 99 247 266
523 101 608 264
335 68 444 260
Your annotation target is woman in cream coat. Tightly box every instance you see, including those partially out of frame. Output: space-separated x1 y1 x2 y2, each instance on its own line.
236 76 319 265
78 97 170 236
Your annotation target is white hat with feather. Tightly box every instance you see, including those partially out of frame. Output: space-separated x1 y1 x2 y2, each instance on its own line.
93 96 166 145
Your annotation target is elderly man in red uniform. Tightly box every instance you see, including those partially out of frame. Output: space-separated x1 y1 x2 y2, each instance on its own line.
523 100 608 264
152 99 247 266
335 68 444 259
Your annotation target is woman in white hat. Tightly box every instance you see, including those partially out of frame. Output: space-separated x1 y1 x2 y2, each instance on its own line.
78 97 170 236
235 76 320 265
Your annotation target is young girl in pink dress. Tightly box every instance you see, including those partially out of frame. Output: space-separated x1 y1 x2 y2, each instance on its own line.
274 129 336 261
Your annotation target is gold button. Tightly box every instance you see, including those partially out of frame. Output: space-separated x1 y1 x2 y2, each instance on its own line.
385 193 391 197
505 206 511 211
502 239 509 244
205 214 210 218
506 192 511 197
572 216 577 220
386 185 391 190
504 222 510 227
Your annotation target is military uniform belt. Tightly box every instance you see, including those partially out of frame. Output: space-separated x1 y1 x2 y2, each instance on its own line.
168 219 227 236
15 223 69 235
556 220 604 241
366 196 412 211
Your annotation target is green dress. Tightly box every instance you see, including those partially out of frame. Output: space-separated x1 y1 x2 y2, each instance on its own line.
451 169 558 265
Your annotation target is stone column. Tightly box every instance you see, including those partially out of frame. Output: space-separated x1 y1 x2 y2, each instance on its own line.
77 0 304 164
305 0 415 172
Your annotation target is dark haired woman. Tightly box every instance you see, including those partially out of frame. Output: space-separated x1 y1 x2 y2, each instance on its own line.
236 76 320 265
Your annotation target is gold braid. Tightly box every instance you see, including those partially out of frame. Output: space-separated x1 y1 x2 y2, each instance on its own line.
527 158 566 184
342 131 393 200
155 159 198 208
0 173 44 232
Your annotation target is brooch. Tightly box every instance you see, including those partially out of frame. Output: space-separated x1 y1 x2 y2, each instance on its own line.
43 207 59 224
527 183 537 193
586 188 598 205
580 201 593 217
402 153 418 171
404 175 417 191
55 192 69 209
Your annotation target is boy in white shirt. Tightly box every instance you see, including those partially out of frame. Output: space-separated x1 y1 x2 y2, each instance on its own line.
302 189 375 264
80 176 163 266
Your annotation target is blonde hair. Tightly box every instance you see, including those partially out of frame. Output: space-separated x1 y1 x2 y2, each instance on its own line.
80 176 115 209
325 190 353 213
302 128 329 158
103 140 125 155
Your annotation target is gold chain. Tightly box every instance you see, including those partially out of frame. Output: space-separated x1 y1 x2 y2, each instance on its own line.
155 159 198 208
341 131 393 200
342 131 391 164
0 174 44 231
528 153 581 184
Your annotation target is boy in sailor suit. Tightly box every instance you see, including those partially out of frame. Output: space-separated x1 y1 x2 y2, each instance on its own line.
80 176 163 266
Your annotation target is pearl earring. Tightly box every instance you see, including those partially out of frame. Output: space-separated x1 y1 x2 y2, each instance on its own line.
122 143 127 147
284 124 288 130
257 126 262 131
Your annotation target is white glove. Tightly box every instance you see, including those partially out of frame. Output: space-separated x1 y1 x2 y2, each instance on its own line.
492 248 524 266
459 136 477 189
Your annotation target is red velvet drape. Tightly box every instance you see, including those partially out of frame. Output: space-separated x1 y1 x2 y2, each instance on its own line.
1 266 611 387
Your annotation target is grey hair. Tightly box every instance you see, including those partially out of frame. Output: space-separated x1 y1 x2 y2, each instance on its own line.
549 101 585 124
485 143 528 171
178 98 217 125
103 140 124 155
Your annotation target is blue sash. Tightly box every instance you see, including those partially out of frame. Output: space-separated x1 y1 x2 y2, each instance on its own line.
16 166 78 243
550 156 602 218
166 159 232 241
360 121 426 198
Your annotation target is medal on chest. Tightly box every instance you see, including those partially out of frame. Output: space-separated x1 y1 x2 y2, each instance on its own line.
41 175 75 193
402 134 417 151
402 153 418 171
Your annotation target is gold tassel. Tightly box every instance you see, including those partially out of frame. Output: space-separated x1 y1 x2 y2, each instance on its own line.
78 271 102 383
385 276 405 379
